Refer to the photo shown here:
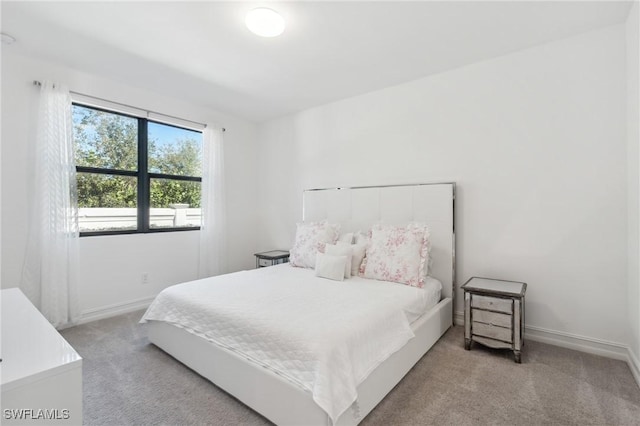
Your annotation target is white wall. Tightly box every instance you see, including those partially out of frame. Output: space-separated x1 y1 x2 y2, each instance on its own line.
1 51 259 318
257 25 629 346
627 1 640 376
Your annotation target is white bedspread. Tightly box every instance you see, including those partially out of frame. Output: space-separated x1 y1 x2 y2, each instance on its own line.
141 264 441 423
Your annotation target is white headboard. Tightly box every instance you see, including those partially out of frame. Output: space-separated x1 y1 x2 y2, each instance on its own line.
302 183 456 301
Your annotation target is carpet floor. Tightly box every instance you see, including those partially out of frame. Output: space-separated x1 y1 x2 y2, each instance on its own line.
60 310 640 425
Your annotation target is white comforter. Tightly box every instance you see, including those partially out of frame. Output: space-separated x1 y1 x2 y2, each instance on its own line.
141 264 441 423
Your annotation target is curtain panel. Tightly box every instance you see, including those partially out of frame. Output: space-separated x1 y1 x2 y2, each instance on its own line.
21 81 80 328
198 126 227 278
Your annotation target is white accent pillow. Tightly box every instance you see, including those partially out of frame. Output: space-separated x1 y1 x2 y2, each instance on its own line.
354 231 372 276
315 253 347 281
362 223 429 288
290 220 339 269
338 232 354 244
337 241 366 277
325 243 353 278
354 231 370 246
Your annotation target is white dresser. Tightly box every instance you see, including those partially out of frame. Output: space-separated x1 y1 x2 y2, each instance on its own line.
0 288 82 425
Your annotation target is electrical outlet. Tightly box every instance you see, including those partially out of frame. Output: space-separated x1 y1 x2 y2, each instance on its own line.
141 272 149 284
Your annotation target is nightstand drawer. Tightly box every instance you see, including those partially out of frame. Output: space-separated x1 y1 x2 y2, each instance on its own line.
471 295 512 313
473 321 512 342
258 258 272 267
472 309 512 329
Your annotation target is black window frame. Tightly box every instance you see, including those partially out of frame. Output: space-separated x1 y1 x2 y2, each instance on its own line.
73 103 203 237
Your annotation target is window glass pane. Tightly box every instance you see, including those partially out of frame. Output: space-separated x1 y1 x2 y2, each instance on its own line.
149 179 201 229
72 105 138 171
148 122 202 176
77 173 137 232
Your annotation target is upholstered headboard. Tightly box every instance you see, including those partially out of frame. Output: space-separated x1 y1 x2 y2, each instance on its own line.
302 183 456 301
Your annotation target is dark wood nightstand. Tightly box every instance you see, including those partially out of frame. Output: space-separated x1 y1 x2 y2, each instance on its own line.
461 277 527 363
254 250 290 268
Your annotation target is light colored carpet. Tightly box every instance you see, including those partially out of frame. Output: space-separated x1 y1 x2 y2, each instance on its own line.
60 310 640 425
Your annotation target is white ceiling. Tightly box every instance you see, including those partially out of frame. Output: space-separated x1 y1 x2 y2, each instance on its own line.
1 1 633 122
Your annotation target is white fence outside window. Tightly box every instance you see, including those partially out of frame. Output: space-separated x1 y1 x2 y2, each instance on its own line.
78 207 202 231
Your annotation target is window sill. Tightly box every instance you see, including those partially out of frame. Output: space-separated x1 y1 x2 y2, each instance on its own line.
80 227 201 237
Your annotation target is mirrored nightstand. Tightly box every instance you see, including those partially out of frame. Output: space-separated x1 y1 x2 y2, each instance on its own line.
254 250 290 268
461 277 527 363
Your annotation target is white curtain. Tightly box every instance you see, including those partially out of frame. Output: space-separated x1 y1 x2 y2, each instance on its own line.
198 126 227 278
21 81 80 328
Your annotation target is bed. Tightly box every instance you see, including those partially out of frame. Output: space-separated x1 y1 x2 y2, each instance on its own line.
142 183 455 425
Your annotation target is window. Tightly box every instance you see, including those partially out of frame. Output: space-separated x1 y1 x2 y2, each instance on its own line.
72 104 203 235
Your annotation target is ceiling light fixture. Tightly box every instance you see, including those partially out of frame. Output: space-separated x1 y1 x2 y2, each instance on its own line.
1 33 16 45
245 8 285 37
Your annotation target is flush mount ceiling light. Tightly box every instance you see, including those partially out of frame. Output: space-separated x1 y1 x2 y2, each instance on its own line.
245 8 285 37
1 33 16 45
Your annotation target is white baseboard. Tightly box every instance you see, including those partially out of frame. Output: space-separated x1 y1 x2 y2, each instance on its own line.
525 325 629 360
78 296 155 325
454 311 640 389
628 347 640 389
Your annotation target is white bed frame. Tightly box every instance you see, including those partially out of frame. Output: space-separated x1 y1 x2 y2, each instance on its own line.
148 183 456 425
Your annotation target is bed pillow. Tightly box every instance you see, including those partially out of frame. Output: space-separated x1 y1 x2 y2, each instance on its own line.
325 243 353 278
290 220 340 269
315 253 347 281
362 223 429 288
337 241 366 277
355 230 372 276
354 230 370 246
338 232 354 244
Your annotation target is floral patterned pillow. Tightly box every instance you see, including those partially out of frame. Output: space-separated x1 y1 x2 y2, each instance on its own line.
289 220 340 268
362 223 429 288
